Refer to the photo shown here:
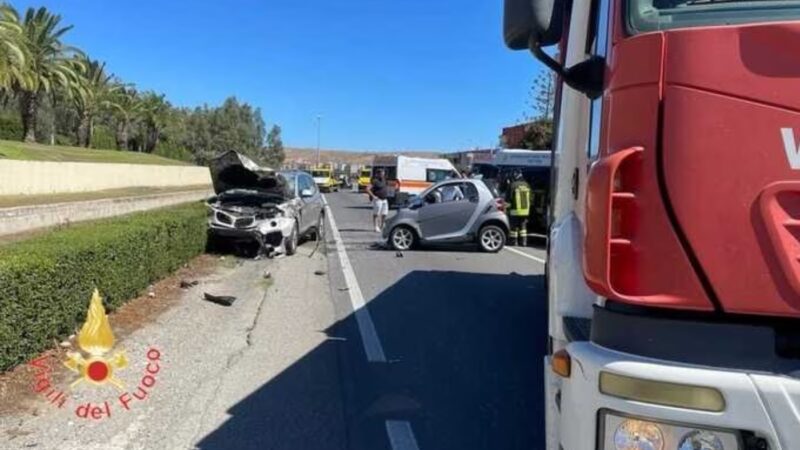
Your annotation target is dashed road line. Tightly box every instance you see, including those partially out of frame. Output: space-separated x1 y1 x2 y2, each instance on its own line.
504 246 547 264
323 195 387 363
385 420 420 450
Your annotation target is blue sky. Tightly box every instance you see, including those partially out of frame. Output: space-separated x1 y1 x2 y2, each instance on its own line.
13 0 543 152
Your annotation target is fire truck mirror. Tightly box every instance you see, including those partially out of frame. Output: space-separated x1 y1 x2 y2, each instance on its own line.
503 0 564 50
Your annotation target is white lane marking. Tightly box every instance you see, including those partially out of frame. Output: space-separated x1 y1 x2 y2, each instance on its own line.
323 195 387 363
385 420 420 450
504 246 547 264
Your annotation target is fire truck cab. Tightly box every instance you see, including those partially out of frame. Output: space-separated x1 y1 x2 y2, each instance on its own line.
505 0 800 449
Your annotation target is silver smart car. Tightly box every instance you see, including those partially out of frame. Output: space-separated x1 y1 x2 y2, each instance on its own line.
382 178 509 252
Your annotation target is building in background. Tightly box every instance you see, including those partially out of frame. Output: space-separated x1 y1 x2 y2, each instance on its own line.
500 123 531 149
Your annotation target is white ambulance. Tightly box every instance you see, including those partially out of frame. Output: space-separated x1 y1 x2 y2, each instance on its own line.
371 155 460 206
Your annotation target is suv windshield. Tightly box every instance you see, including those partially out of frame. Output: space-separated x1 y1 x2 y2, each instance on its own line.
280 172 297 195
627 0 800 34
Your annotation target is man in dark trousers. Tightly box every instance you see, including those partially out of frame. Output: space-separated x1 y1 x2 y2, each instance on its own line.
506 169 532 246
367 168 389 232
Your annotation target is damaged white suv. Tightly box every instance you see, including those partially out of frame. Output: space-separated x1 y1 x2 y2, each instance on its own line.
207 151 325 256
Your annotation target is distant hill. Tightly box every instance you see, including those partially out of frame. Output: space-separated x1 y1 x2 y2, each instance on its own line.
285 147 443 167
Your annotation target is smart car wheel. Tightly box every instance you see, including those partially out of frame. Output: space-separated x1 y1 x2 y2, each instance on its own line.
478 224 505 253
389 226 416 251
285 221 299 255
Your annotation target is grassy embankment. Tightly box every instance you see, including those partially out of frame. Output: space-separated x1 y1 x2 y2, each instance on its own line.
0 139 192 166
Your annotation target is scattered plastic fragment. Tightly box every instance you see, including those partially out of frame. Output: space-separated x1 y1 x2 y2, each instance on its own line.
180 280 199 289
203 293 236 307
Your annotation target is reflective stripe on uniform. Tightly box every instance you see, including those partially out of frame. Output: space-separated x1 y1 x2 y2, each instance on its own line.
510 184 531 217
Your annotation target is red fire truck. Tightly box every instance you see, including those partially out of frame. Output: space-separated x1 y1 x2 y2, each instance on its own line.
505 0 800 449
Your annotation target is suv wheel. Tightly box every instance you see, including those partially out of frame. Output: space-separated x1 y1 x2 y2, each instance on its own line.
285 222 299 255
311 213 325 241
478 224 505 253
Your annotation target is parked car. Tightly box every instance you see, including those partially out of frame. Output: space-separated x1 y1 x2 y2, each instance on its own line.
207 151 324 256
382 178 509 252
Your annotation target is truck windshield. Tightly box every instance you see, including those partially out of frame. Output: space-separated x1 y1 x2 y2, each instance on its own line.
311 170 329 177
627 0 800 34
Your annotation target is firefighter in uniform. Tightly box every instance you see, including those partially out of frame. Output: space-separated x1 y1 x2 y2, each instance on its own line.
505 170 532 246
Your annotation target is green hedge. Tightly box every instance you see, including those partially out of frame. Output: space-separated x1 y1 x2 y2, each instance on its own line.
0 203 208 371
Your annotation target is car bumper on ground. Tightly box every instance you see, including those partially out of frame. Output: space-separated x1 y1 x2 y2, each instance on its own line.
552 342 788 450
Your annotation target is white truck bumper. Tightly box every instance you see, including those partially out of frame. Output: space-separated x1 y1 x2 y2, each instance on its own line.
550 341 800 450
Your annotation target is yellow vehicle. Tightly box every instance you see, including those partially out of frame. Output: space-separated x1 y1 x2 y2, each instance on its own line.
310 165 339 192
357 166 371 191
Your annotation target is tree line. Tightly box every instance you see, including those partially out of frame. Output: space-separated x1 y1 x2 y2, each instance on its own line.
505 71 555 150
0 4 285 166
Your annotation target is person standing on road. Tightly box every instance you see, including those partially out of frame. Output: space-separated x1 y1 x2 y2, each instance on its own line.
506 170 532 247
367 168 389 232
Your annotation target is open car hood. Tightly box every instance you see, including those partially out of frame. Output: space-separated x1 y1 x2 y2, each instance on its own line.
210 151 290 198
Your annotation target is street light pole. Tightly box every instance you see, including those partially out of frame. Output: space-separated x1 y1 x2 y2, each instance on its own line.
316 115 322 166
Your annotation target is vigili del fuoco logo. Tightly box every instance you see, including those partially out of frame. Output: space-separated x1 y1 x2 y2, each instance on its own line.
28 289 163 420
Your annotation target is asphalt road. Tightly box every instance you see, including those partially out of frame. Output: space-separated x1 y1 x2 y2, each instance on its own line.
322 190 548 450
0 190 548 450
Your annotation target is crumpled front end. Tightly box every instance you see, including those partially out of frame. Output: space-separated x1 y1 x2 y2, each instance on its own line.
207 151 297 256
207 190 297 256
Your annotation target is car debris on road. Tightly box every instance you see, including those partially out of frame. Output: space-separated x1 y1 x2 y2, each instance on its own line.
180 280 200 289
203 292 237 307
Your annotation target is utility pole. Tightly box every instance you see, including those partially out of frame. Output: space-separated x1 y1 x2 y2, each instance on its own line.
316 115 322 166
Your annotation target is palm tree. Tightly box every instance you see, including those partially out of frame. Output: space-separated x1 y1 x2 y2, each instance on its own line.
13 7 82 143
0 5 27 93
138 91 169 153
110 85 141 150
74 57 116 147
